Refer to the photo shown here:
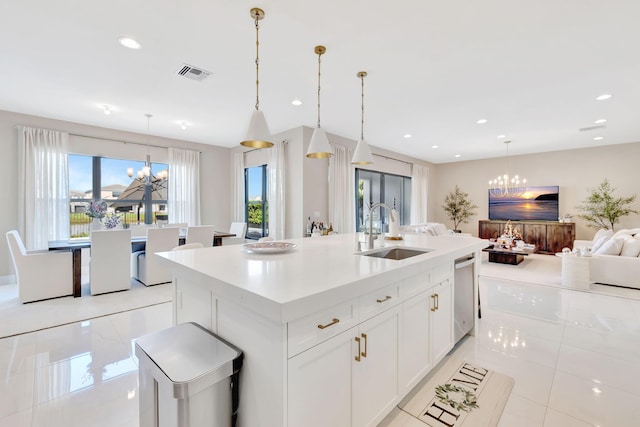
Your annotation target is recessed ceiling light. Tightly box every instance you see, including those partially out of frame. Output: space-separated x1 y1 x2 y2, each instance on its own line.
476 119 488 124
403 134 412 139
594 119 607 124
497 134 506 139
118 37 141 50
593 136 604 141
291 99 302 106
101 105 111 115
596 93 612 101
431 145 439 149
454 154 461 158
180 122 188 130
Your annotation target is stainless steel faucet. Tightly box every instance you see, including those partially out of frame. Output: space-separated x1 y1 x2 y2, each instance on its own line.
367 202 396 250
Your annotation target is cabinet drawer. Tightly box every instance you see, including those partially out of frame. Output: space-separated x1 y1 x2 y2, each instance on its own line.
288 300 357 357
358 282 399 321
400 273 428 298
431 262 453 285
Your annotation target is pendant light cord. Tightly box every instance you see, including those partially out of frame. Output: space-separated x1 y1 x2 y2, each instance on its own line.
360 74 365 140
254 15 260 112
316 51 322 128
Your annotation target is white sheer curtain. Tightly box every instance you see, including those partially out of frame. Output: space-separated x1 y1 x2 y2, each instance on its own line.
232 152 245 222
410 163 429 225
168 148 200 226
18 126 69 250
329 144 355 233
268 141 286 239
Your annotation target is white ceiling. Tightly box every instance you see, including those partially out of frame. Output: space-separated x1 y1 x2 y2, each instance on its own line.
2 0 640 163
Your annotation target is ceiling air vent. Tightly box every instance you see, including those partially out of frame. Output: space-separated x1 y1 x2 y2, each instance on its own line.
579 125 606 132
176 64 212 82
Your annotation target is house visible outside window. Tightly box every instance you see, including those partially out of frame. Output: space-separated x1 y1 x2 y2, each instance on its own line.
245 165 268 240
68 154 168 238
355 169 411 233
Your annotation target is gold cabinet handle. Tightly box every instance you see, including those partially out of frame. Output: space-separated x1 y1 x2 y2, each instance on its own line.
361 333 368 358
317 318 340 330
355 336 361 362
430 294 436 312
435 293 439 311
376 295 392 303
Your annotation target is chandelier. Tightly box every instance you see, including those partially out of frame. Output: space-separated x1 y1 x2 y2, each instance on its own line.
126 114 168 186
489 141 526 198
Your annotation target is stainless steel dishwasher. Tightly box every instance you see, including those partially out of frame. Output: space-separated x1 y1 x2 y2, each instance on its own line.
454 255 475 343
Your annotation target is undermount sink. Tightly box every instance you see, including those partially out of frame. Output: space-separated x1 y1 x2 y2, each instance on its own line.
360 247 431 260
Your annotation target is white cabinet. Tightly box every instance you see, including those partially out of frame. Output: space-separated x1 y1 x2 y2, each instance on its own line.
288 306 400 427
399 273 454 392
429 277 453 364
174 278 216 331
399 289 431 391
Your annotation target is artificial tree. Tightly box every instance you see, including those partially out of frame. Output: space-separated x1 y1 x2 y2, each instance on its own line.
442 185 478 232
576 178 637 231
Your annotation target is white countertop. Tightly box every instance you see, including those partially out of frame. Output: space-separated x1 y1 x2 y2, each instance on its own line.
156 233 488 323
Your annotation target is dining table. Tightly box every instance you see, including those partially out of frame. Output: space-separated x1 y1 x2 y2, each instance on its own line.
48 231 235 298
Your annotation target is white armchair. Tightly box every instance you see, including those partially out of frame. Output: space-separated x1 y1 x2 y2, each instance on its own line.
6 230 73 303
90 229 132 295
132 227 180 286
222 222 247 245
186 225 215 247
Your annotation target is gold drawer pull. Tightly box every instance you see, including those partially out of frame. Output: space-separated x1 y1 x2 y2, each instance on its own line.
435 293 439 310
361 333 368 358
430 294 437 312
355 336 362 362
376 295 392 303
317 318 340 330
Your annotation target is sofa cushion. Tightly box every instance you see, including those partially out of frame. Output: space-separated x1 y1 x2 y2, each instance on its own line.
591 235 610 253
594 237 625 255
593 228 613 243
620 237 640 257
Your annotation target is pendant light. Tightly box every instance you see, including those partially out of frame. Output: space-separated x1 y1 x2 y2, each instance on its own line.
240 7 273 149
306 45 333 158
351 71 374 164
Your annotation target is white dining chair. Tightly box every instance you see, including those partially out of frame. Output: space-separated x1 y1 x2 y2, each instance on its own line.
222 222 247 245
90 229 132 295
132 227 180 286
186 225 215 247
6 230 73 303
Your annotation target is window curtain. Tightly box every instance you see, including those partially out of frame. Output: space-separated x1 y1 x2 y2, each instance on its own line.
232 152 245 222
168 148 200 226
410 163 429 225
329 144 355 233
268 141 286 239
18 126 70 250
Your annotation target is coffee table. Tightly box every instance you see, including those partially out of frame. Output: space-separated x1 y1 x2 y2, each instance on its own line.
483 245 532 265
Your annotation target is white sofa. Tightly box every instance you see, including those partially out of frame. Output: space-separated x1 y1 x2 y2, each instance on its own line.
574 228 640 289
399 222 452 236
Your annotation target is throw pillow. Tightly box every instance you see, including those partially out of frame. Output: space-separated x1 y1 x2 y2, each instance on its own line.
593 228 613 243
620 237 640 257
591 235 609 253
594 236 625 255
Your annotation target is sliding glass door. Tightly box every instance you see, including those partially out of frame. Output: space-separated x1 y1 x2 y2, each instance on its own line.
355 169 411 233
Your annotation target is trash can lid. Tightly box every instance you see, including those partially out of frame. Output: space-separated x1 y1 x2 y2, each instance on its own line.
135 322 242 383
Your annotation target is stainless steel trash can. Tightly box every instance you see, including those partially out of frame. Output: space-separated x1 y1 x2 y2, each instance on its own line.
135 322 243 427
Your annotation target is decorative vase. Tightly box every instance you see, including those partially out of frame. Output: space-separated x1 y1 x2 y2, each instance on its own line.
91 218 102 231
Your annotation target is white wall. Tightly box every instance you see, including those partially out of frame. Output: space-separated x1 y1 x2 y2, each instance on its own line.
431 142 640 239
0 110 231 277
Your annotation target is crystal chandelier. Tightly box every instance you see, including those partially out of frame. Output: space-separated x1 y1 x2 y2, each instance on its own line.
489 141 526 198
126 114 168 186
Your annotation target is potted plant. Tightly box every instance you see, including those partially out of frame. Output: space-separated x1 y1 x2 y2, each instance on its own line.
442 185 478 232
575 178 637 231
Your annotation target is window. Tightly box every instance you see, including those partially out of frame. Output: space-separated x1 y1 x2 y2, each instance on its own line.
68 154 168 237
355 169 411 233
245 165 268 240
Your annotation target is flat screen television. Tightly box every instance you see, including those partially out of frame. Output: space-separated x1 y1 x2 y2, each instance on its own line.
488 185 559 221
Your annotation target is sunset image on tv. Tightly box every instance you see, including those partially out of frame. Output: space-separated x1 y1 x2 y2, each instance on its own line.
489 186 559 221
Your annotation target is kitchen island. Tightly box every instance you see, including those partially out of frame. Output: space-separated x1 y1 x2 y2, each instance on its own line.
156 233 487 427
